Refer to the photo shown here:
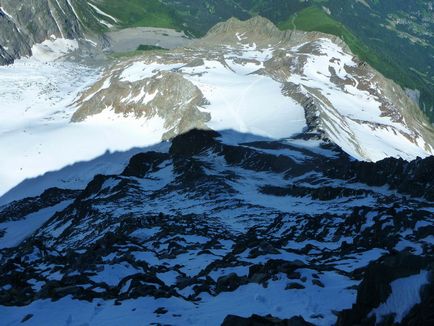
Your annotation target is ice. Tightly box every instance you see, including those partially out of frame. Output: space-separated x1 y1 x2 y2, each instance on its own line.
31 38 79 62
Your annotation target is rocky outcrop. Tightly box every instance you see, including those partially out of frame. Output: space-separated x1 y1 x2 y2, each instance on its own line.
72 70 211 139
326 155 434 200
0 188 79 223
196 16 345 49
221 314 314 326
337 253 434 326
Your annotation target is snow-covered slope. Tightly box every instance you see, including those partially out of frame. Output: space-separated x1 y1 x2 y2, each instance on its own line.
73 16 434 162
0 42 168 204
2 16 434 207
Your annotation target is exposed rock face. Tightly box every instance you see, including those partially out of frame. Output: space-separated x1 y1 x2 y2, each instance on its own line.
326 155 434 201
337 253 434 326
0 0 110 64
196 16 345 49
0 0 85 64
72 70 211 139
72 16 434 162
1 129 433 324
0 188 80 223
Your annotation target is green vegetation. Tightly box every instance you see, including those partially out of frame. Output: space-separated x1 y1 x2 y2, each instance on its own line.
88 0 184 30
279 7 397 78
323 0 434 119
108 45 168 60
136 44 167 51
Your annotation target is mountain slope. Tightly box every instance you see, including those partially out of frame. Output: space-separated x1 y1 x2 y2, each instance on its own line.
72 17 434 162
1 0 433 126
323 0 434 122
0 0 80 64
0 15 433 208
72 1 434 122
0 6 433 326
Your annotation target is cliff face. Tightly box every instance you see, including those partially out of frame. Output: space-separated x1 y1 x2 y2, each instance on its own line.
0 0 97 64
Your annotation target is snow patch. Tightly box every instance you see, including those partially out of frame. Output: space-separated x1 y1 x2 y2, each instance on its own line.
30 38 79 62
0 200 73 249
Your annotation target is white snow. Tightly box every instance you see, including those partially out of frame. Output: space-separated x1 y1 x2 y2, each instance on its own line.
110 37 433 162
119 51 306 139
1 34 432 206
0 200 73 249
288 38 433 161
181 58 306 139
330 248 388 272
120 62 184 82
88 2 118 23
0 51 168 205
90 263 138 286
0 271 357 325
28 37 79 62
130 227 161 241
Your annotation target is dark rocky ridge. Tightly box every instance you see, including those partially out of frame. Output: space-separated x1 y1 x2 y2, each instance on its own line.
222 314 314 326
0 129 433 324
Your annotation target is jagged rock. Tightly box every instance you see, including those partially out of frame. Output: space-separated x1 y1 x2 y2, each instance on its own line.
154 307 168 315
285 282 305 290
122 152 170 178
72 70 211 140
221 314 315 326
169 129 220 157
401 278 434 326
215 273 245 293
327 156 434 200
21 314 33 323
0 188 79 223
337 253 434 326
